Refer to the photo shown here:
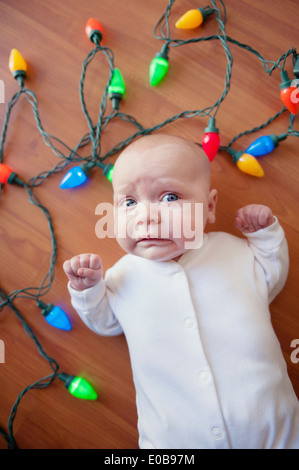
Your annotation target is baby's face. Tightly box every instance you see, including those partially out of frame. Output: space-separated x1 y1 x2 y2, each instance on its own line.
112 136 217 262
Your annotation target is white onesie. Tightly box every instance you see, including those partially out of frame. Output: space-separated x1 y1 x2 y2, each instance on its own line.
68 218 299 449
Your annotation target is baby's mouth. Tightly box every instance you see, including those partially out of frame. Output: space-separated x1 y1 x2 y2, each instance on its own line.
137 237 171 244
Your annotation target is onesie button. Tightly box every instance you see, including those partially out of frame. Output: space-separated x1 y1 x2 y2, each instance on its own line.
197 370 211 384
173 272 181 280
211 427 223 440
184 318 195 328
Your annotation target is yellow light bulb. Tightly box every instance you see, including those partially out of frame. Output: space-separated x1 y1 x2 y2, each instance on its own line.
175 9 204 29
236 153 264 177
9 49 27 78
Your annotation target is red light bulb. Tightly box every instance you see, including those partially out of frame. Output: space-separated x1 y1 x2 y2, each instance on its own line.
202 118 220 161
0 163 24 186
279 70 299 114
0 164 14 183
85 18 103 44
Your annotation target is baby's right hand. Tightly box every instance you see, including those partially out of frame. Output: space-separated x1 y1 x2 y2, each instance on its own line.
63 253 102 291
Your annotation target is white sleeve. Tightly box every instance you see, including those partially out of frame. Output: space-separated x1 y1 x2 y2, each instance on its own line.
67 279 123 336
245 216 289 303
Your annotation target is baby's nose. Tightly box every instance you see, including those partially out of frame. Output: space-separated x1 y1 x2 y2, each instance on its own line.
136 202 161 226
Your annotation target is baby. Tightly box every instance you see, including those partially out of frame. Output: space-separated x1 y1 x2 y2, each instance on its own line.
63 134 299 449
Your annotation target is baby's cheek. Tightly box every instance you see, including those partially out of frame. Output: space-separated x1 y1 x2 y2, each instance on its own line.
179 203 204 250
165 203 203 238
159 203 181 238
114 211 135 252
114 210 129 239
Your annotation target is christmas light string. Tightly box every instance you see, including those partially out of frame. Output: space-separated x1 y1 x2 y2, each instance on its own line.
0 288 59 449
0 0 298 448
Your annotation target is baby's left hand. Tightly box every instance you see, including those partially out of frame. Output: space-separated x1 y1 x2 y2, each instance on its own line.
234 204 275 233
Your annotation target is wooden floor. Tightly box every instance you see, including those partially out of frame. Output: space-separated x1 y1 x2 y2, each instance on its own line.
0 0 298 449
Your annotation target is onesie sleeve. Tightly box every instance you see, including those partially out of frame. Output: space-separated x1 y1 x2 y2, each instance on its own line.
244 216 289 303
67 278 123 336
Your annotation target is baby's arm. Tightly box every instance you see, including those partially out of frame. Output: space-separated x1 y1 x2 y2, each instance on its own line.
234 204 289 303
63 254 122 336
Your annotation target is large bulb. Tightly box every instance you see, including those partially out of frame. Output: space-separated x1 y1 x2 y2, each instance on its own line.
85 18 103 44
59 373 97 400
245 135 276 156
245 134 288 157
108 68 126 110
38 301 72 331
9 49 27 79
175 7 214 29
67 376 97 399
279 70 299 114
60 165 89 189
202 117 220 161
176 9 205 29
0 164 14 183
103 163 113 182
234 151 264 177
0 163 24 186
60 162 113 189
149 45 169 86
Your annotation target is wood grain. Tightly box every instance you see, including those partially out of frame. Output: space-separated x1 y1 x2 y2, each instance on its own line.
0 0 298 449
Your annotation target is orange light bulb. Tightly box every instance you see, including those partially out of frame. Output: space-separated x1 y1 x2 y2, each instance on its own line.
8 49 27 79
234 152 264 177
175 7 214 29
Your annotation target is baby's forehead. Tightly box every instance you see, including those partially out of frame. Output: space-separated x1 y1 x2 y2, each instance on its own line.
115 137 203 169
125 135 194 154
112 135 210 191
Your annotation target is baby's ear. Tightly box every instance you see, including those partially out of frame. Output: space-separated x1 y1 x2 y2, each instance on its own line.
207 189 218 224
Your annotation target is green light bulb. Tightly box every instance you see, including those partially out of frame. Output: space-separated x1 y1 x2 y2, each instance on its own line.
149 57 169 86
103 163 113 182
108 68 125 96
59 373 97 400
149 45 169 86
68 376 97 400
105 167 113 182
108 68 125 110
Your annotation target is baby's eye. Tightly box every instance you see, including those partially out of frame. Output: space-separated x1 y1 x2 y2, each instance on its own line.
162 193 179 203
123 198 137 207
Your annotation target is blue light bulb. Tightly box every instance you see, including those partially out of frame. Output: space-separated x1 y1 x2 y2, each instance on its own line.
44 306 72 331
38 301 72 331
60 166 88 189
245 135 277 157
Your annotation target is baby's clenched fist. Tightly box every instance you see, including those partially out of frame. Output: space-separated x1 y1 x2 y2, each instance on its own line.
234 204 275 234
63 253 102 291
